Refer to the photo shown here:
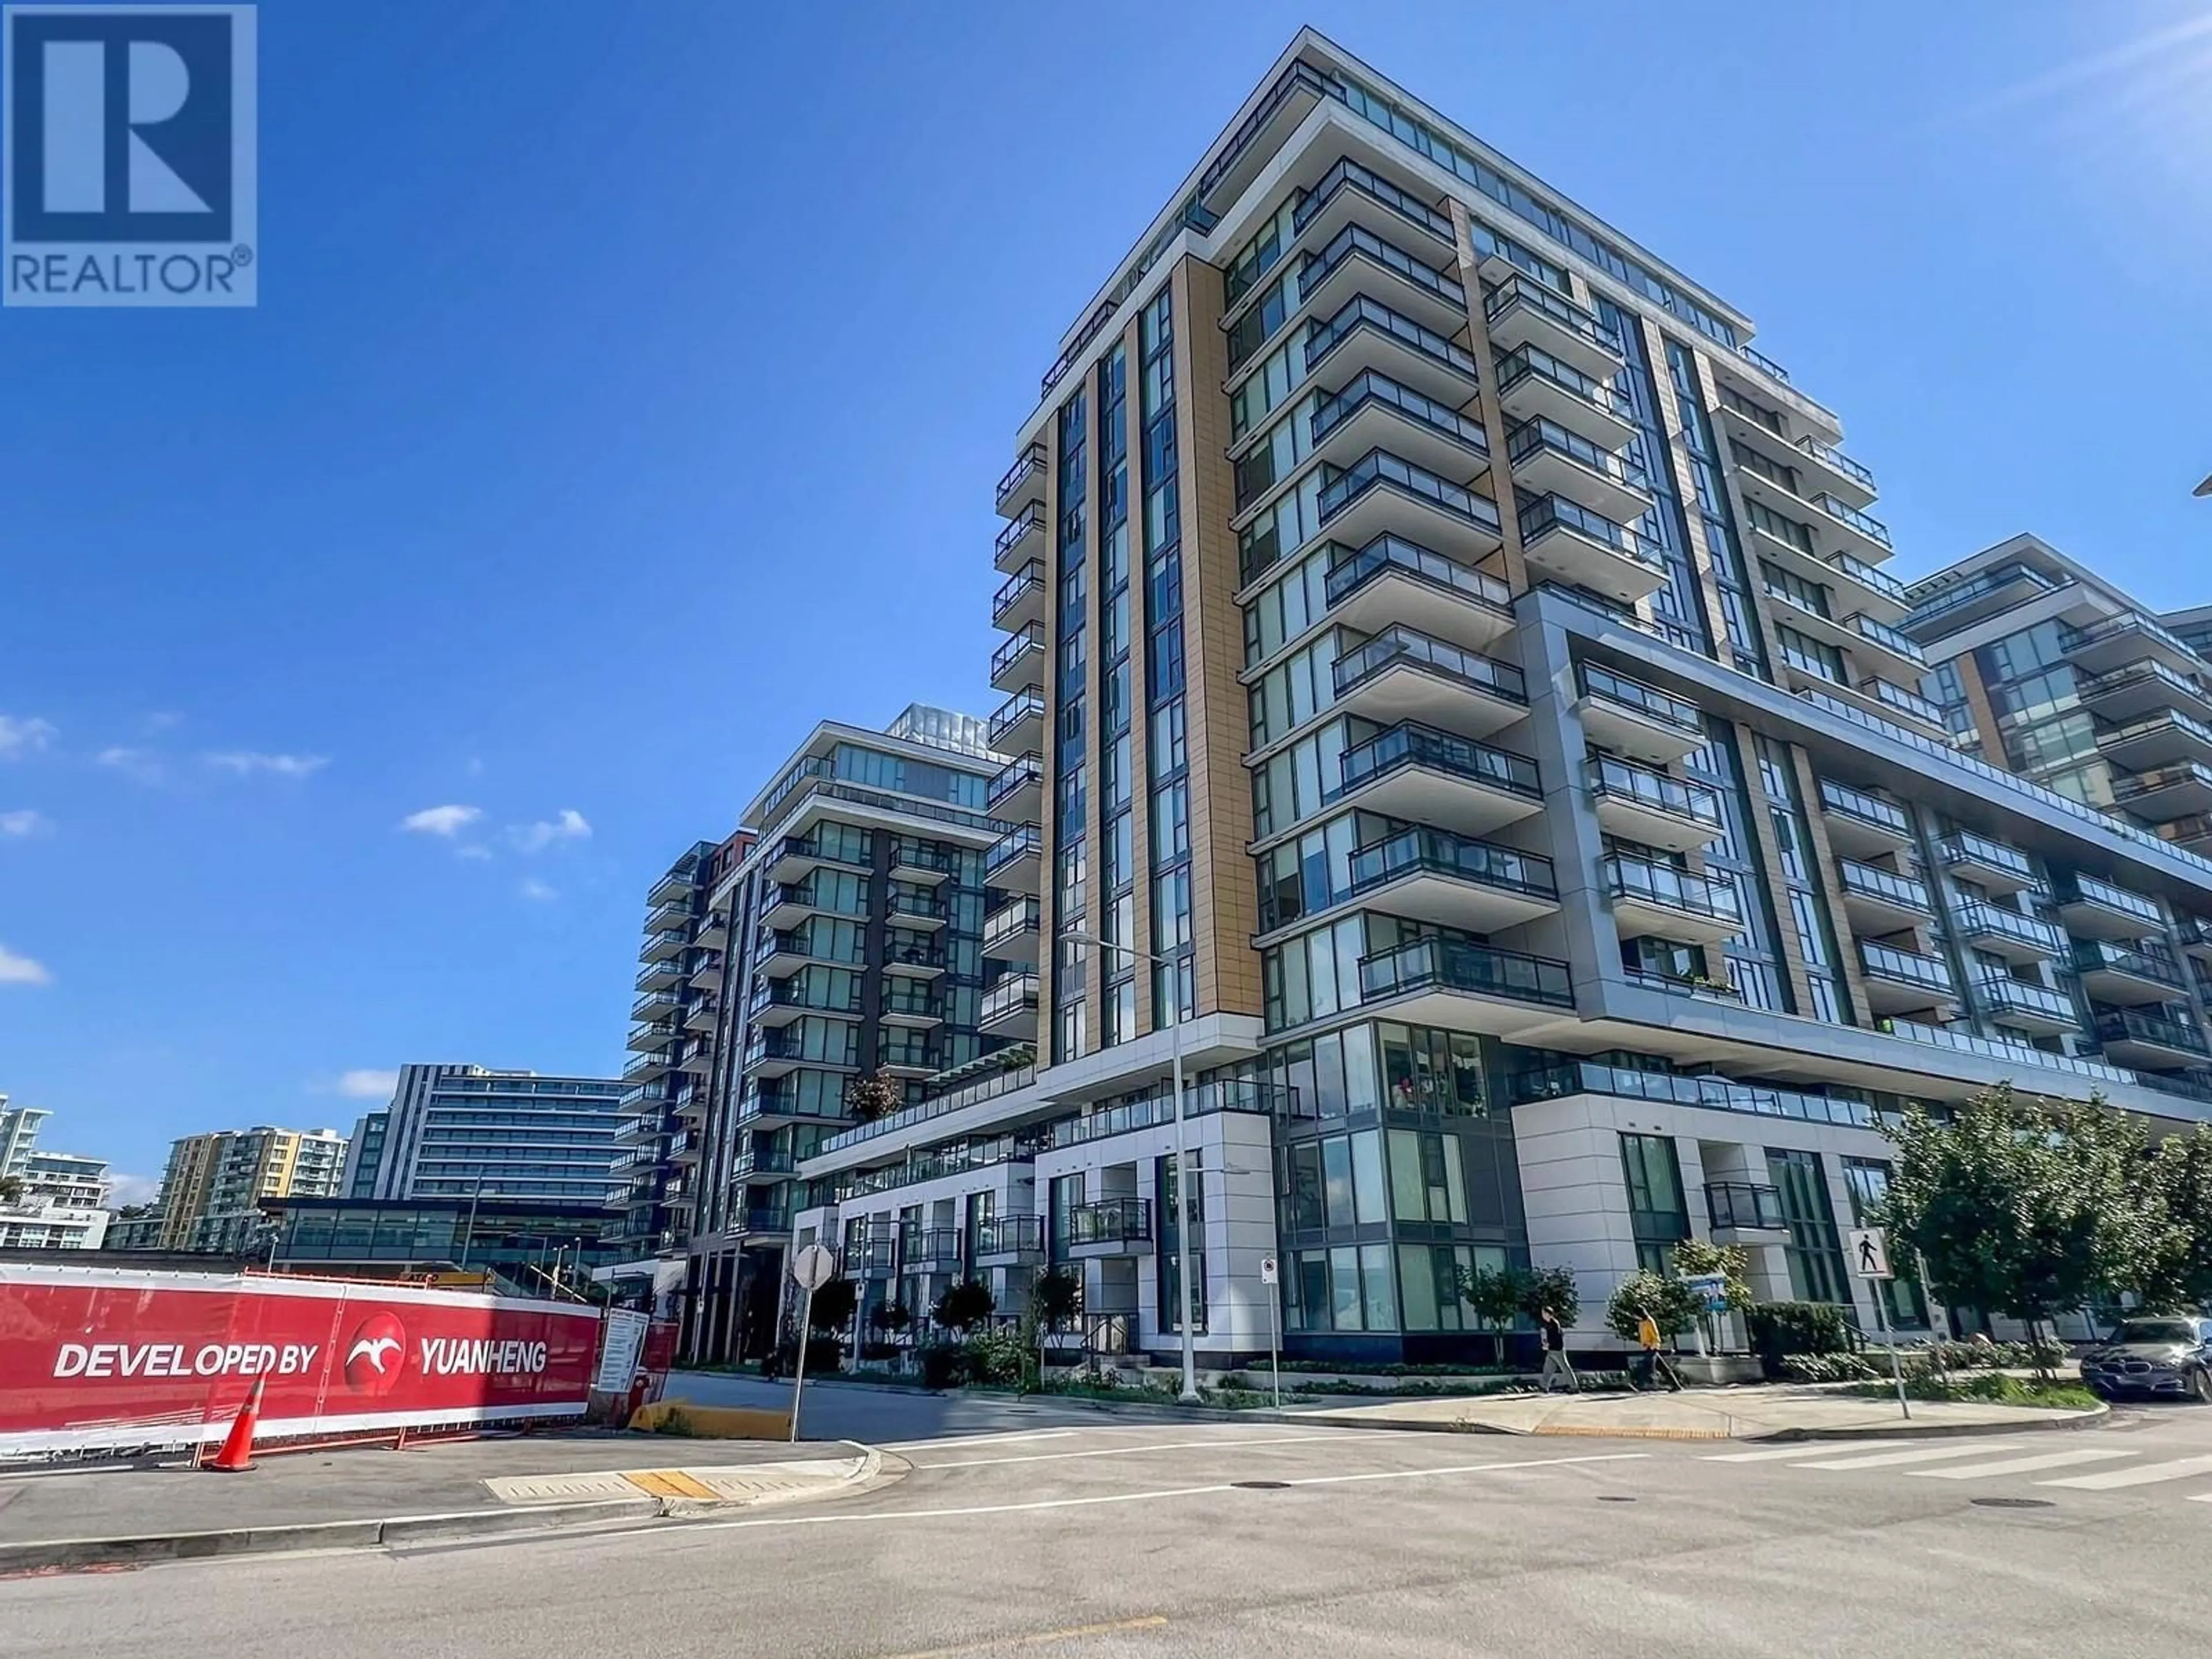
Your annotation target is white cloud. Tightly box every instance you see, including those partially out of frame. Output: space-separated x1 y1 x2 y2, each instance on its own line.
206 752 329 779
0 944 52 986
107 1173 160 1207
510 808 591 854
518 877 558 902
96 747 165 784
0 716 58 759
400 804 482 838
336 1067 399 1100
456 844 494 861
0 809 51 838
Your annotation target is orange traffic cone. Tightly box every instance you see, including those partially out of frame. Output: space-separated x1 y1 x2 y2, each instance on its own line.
207 1377 265 1473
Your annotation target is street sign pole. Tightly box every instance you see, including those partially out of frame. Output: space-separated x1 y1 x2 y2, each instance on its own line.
1848 1227 1908 1421
787 1243 838 1444
1260 1254 1281 1411
1872 1281 1908 1421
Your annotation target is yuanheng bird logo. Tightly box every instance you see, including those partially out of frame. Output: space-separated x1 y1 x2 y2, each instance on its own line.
342 1312 407 1397
2 3 258 306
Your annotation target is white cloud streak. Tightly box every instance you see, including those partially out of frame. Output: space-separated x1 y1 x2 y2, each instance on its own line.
518 877 558 902
400 804 482 838
510 809 591 854
206 752 329 779
0 944 52 985
0 716 58 759
0 810 51 838
336 1068 399 1100
96 747 165 785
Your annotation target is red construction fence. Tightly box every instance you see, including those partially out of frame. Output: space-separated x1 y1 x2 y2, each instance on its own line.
0 1263 607 1456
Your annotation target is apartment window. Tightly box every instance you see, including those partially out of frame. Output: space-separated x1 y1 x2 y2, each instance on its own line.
1766 1147 1851 1304
1619 1132 1689 1272
1598 303 1711 657
1157 1150 1207 1334
1841 1157 1928 1328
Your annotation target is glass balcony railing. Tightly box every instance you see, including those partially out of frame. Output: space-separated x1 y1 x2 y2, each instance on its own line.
751 980 863 1018
1292 156 1454 244
1796 435 1877 489
1954 901 2063 956
1837 859 1931 913
1505 416 1641 491
1858 941 1955 993
1813 493 1892 549
1324 532 1512 617
1850 613 1925 665
984 824 1041 876
2096 1006 2210 1059
1312 369 1490 455
994 503 1046 560
2078 659 2212 709
2115 762 2212 806
1859 677 1944 726
1335 720 1541 802
1827 548 1907 606
1586 754 1722 826
1305 294 1478 381
1494 343 1634 420
2072 939 2186 991
986 753 1041 811
1070 1198 1153 1247
2102 709 2212 753
1718 385 1786 437
1817 778 1911 838
1517 492 1664 571
990 626 1044 681
1358 937 1574 1008
1903 559 2066 634
975 1215 1046 1257
982 896 1041 952
991 561 1046 627
1334 625 1527 705
1940 829 2034 882
2065 611 2205 666
1302 221 1464 310
1576 662 1705 734
1483 274 1623 357
1050 1078 1301 1150
1604 854 1742 923
980 972 1040 1023
995 442 1046 512
1976 977 2077 1024
1706 1181 1789 1232
2054 872 2163 929
1318 448 1505 536
987 690 1046 747
1511 1059 1877 1128
1347 827 1557 904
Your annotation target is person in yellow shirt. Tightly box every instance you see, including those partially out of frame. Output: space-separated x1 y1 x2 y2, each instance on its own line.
1635 1306 1683 1392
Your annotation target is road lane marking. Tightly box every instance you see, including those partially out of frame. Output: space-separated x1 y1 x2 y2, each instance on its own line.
1908 1448 2135 1480
2041 1453 2212 1490
1704 1440 1916 1462
672 1452 1652 1535
879 1430 1085 1453
911 1433 1359 1469
876 1614 1170 1657
1792 1442 2027 1471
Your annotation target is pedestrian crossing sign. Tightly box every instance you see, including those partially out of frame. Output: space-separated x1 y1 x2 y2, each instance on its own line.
1849 1228 1893 1281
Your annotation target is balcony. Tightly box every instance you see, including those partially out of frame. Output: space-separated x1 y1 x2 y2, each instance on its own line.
1747 512 1910 626
635 956 685 993
991 560 1047 633
1331 624 1527 740
843 1238 899 1279
995 503 1046 574
1482 274 1624 380
631 991 681 1025
694 910 728 950
731 1145 797 1181
1516 491 1666 605
1344 825 1559 933
2096 1005 2211 1070
2072 940 2188 1006
990 626 1046 694
1792 436 1878 510
2100 710 2212 774
1503 418 1650 527
1573 662 1706 764
2113 761 2212 823
974 1214 1046 1266
995 441 1047 518
1847 614 1927 684
1290 157 1457 266
1493 343 1636 450
979 971 1040 1040
1308 369 1490 484
887 889 948 931
2063 612 2207 680
1977 976 2079 1038
1835 859 1933 932
1317 448 1505 566
1323 532 1513 655
1851 676 1947 733
2052 872 2163 941
645 866 695 910
985 824 1041 891
621 1050 673 1085
2182 915 2212 963
2077 660 2212 725
1068 1198 1154 1258
1938 829 2035 895
1358 937 1575 1032
1332 719 1544 837
884 937 948 977
1296 218 1468 340
742 1031 856 1081
1604 854 1744 945
626 1018 680 1055
761 880 851 929
881 982 944 1028
889 839 960 885
1857 941 1958 1018
1954 900 2065 964
2156 814 2212 857
645 899 693 936
901 1227 965 1275
1704 1181 1791 1245
1586 755 1725 853
1816 779 1914 858
1304 294 1480 408
749 979 862 1027
986 753 1043 820
987 688 1046 755
1810 493 1892 561
1903 558 2067 642
982 895 1041 965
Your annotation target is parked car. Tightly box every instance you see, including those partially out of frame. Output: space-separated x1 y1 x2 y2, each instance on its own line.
2079 1316 2212 1402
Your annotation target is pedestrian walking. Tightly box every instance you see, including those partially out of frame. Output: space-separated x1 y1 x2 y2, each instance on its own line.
1537 1306 1577 1393
1634 1307 1683 1392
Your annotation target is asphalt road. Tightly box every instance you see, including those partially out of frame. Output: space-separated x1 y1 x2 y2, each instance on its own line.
8 1402 2212 1658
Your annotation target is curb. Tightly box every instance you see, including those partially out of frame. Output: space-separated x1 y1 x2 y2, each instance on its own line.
1241 1403 2110 1443
0 1442 891 1574
1745 1402 2110 1442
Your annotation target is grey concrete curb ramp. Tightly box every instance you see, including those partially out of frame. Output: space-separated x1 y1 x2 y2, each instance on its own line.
1749 1400 2111 1442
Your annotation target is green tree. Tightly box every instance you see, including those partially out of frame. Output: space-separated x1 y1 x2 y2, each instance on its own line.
1880 1086 2166 1371
868 1301 912 1338
1031 1266 1082 1330
2141 1126 2212 1310
1671 1237 1755 1349
1453 1262 1531 1333
0 1176 22 1205
933 1278 995 1334
1606 1270 1700 1343
844 1073 903 1123
807 1276 858 1336
1516 1264 1581 1329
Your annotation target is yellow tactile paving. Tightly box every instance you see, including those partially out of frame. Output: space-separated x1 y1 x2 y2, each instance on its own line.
620 1468 723 1500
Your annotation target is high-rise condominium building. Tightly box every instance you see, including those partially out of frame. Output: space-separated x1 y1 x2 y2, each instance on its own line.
145 1126 349 1253
343 1065 627 1207
783 29 2212 1362
612 830 751 1260
0 1103 112 1251
674 706 1014 1363
0 1099 47 1183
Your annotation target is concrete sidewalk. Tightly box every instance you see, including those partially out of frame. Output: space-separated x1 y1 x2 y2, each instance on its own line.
1281 1381 2105 1441
0 1430 880 1573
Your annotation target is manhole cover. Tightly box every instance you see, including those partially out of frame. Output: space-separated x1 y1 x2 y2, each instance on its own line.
1971 1497 2055 1510
1232 1480 1291 1491
1596 1495 1637 1503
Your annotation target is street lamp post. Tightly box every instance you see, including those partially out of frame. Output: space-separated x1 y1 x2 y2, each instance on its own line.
1056 927 1200 1403
457 1174 492 1271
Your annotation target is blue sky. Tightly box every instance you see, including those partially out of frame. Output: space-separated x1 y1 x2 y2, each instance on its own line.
3 0 2209 1192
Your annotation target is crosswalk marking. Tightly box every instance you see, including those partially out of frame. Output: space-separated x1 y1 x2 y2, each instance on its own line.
1791 1441 2027 1471
1908 1448 2134 1481
1704 1440 1915 1463
2040 1453 2212 1490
